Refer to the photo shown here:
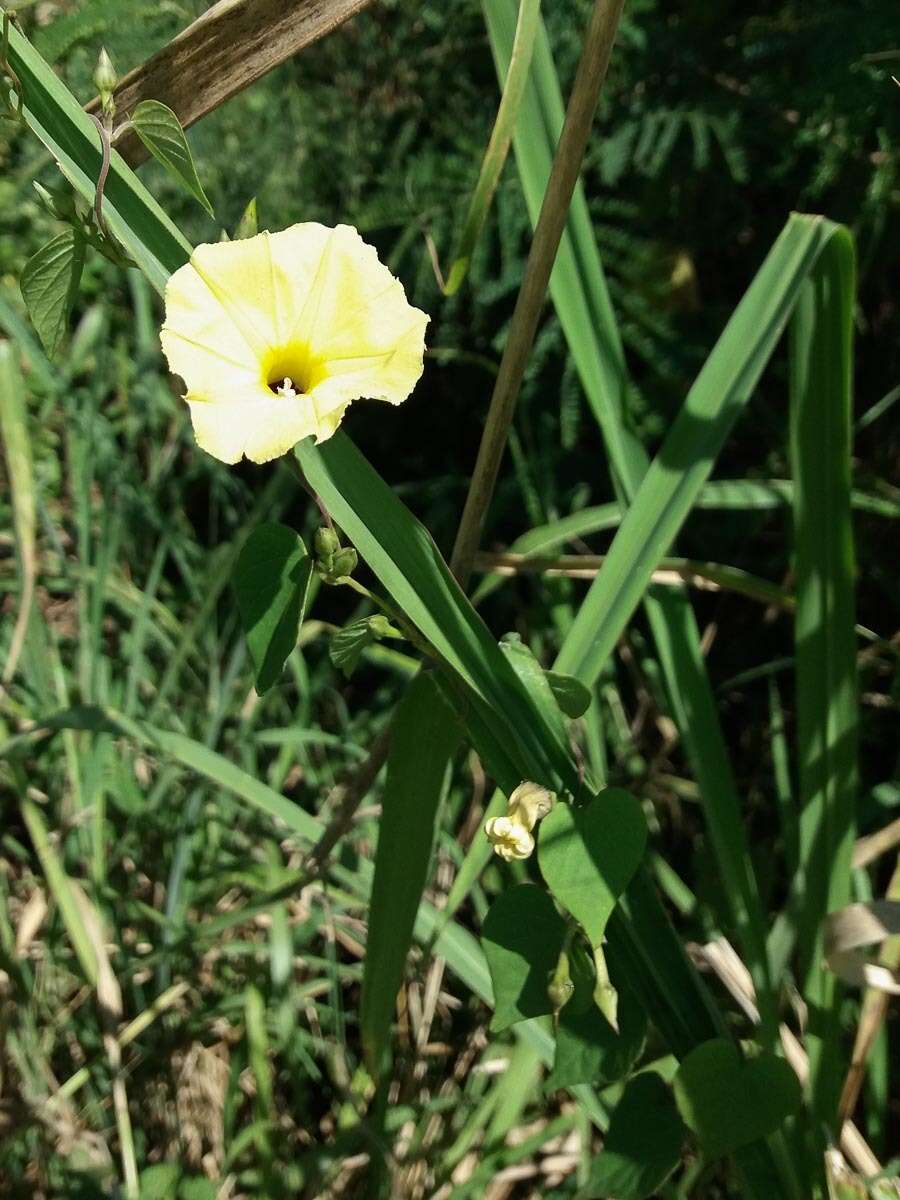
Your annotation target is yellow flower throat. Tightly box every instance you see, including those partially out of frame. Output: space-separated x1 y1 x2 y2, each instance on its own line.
262 343 326 397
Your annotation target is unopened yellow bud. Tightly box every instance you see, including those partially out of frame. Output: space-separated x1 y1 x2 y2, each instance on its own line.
485 782 556 862
507 781 556 831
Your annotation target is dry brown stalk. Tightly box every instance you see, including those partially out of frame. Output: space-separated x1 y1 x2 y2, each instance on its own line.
450 0 627 587
86 0 375 165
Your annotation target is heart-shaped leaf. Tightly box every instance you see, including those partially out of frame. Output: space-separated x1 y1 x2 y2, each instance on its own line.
131 100 214 217
234 523 312 694
20 229 85 358
673 1038 802 1158
482 884 567 1031
583 1073 685 1199
538 789 647 947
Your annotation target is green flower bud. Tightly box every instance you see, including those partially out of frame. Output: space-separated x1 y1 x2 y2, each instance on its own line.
94 47 117 116
566 936 597 1015
314 525 340 564
592 945 619 1032
548 949 575 1013
330 546 358 579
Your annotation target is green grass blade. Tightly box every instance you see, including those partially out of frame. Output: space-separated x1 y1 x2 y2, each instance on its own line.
482 0 638 481
547 215 849 1042
554 214 837 686
1 705 322 843
19 797 98 985
474 480 900 603
0 342 37 682
360 673 460 1074
296 435 573 791
444 0 541 295
788 228 858 1129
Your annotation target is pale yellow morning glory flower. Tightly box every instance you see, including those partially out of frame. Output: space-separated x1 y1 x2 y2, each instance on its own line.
160 223 429 464
485 782 556 862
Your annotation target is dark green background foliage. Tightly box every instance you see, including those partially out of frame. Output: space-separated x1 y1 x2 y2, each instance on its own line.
0 0 898 1195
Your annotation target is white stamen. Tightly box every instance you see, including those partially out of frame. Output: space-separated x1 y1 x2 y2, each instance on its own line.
275 376 298 399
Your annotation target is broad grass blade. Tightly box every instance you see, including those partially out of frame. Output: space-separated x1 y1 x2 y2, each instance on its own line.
296 435 573 791
361 673 460 1074
789 228 858 1128
553 215 835 697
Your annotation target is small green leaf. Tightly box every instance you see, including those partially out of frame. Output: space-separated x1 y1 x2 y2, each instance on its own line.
538 789 647 947
583 1073 685 1199
673 1039 802 1159
20 229 85 358
330 614 403 678
233 523 312 694
482 884 567 1031
131 99 214 217
234 196 258 240
545 670 592 718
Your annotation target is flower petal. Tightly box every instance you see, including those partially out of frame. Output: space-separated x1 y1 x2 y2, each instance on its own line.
288 224 428 409
160 260 261 396
187 392 325 465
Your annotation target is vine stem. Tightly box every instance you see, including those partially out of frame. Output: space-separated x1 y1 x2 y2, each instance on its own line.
341 576 441 665
449 0 626 589
87 112 112 236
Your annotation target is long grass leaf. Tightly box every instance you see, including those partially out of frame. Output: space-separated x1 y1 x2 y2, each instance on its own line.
444 0 541 295
789 228 858 1128
2 706 321 843
474 481 900 603
553 214 835 686
360 673 460 1073
19 799 98 985
0 342 36 681
296 435 573 791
